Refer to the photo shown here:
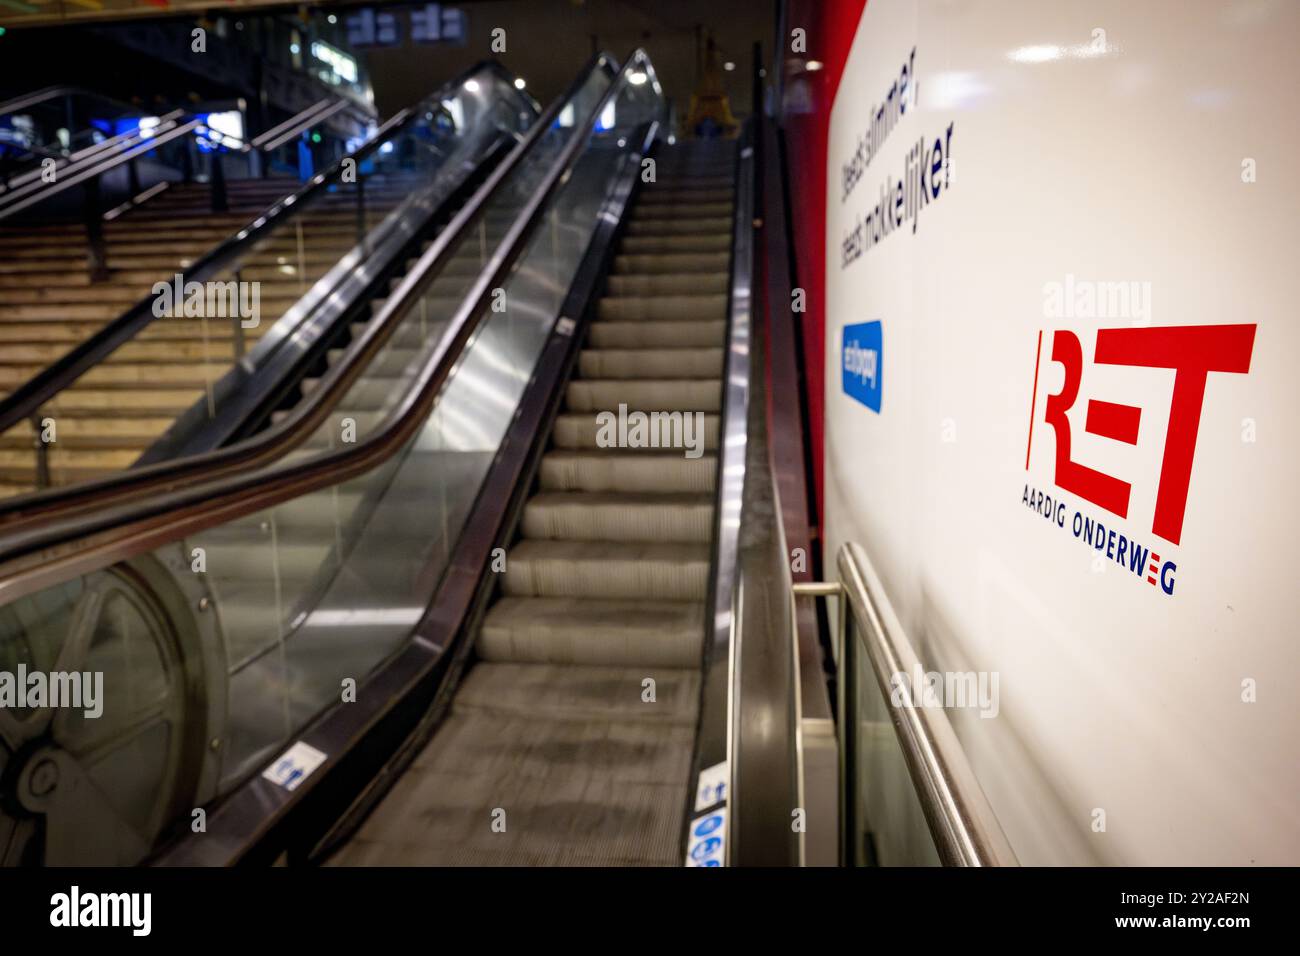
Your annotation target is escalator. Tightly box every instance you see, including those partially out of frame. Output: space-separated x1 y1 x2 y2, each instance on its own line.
329 139 734 866
0 64 539 497
0 50 808 868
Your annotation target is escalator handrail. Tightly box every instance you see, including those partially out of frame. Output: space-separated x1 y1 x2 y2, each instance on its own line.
0 51 639 592
0 59 526 443
0 84 160 122
686 116 758 867
0 56 605 532
0 85 375 145
0 85 80 117
251 98 366 152
0 113 196 217
0 109 187 195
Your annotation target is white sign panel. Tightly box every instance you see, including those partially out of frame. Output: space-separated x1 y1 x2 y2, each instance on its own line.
694 760 729 812
824 0 1299 864
262 741 328 793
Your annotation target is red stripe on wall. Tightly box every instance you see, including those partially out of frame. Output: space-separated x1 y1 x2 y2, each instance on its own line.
780 0 870 537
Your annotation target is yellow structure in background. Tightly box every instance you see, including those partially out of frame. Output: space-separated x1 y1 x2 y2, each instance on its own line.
683 33 738 139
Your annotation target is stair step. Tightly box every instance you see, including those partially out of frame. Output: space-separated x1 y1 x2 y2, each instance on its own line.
597 294 726 323
613 252 730 275
587 320 725 349
578 348 723 379
479 596 705 667
454 663 701 724
565 379 721 413
625 217 731 237
605 273 727 296
522 491 714 543
539 451 717 494
632 202 733 221
503 540 709 600
551 411 719 452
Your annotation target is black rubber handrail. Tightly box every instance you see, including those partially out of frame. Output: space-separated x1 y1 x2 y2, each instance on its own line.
0 85 154 119
0 50 649 603
0 55 609 532
0 60 521 442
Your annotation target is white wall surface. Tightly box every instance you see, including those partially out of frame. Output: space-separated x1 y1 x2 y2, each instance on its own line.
824 0 1299 865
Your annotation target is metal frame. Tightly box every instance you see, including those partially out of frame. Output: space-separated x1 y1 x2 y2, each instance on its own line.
795 542 1019 867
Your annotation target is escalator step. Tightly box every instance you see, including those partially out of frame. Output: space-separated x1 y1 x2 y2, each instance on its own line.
538 450 717 493
454 662 700 724
578 348 723 379
597 294 726 322
479 596 705 667
330 709 692 866
565 378 721 412
502 540 709 600
522 491 713 543
588 320 725 349
551 411 720 451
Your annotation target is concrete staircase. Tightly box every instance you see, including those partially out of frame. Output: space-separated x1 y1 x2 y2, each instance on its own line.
0 176 415 496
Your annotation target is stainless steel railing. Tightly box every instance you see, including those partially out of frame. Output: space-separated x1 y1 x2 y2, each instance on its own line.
796 541 1019 866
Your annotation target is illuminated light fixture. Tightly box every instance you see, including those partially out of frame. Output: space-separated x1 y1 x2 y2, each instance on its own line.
1008 44 1063 63
724 61 735 72
514 77 526 90
805 59 824 72
290 43 301 55
327 14 337 24
464 78 480 93
598 100 616 130
312 40 358 82
627 71 648 86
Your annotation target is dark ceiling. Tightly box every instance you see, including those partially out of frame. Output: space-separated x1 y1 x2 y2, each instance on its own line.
360 0 776 125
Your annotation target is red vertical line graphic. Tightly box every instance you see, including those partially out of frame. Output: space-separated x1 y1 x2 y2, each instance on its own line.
1025 329 1044 469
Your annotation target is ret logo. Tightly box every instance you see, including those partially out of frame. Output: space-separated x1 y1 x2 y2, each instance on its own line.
1022 323 1257 597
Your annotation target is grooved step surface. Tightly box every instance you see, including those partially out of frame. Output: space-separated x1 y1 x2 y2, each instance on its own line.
333 139 736 868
